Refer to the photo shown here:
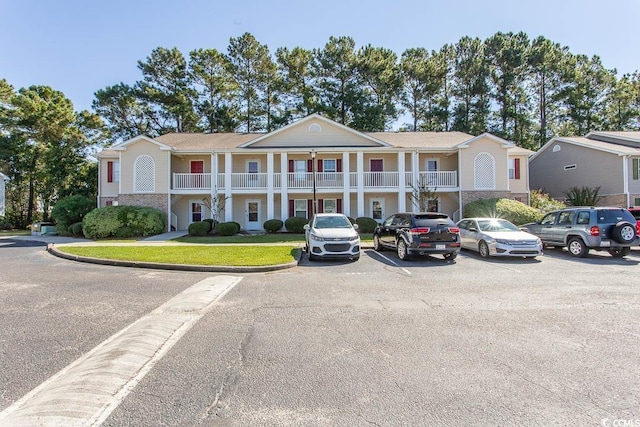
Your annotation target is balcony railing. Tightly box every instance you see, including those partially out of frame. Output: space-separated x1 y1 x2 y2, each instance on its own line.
172 170 457 190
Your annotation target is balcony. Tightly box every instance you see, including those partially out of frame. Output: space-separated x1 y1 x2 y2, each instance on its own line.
172 171 457 191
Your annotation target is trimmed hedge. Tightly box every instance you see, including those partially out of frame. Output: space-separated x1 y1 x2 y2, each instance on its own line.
285 216 308 233
188 221 210 236
82 206 166 239
355 216 378 233
463 198 542 225
69 222 84 237
230 221 241 233
215 221 239 236
263 219 284 233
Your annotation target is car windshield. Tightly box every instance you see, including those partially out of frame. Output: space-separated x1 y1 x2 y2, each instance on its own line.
478 219 519 232
314 216 352 229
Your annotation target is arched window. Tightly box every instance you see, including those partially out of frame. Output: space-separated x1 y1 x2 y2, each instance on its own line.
134 155 155 192
474 152 495 190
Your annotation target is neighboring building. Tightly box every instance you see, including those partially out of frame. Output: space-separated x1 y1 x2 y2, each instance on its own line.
529 131 640 207
0 172 9 218
96 114 532 232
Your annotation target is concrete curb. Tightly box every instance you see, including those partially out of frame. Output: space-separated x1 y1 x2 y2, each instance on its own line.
47 243 303 273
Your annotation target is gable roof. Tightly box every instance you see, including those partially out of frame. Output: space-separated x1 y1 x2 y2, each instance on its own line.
587 131 640 145
456 132 515 149
111 135 173 151
366 131 472 149
155 133 258 151
530 136 640 161
239 113 390 148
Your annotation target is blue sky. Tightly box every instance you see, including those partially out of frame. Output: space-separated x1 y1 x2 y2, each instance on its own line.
1 0 638 117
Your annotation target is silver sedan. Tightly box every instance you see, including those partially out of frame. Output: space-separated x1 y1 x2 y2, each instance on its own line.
456 218 543 258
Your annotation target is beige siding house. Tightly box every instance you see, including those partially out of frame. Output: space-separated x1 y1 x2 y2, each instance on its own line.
96 114 533 231
529 131 640 207
0 172 9 217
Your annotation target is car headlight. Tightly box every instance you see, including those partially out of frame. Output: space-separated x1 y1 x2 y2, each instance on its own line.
348 234 359 242
310 233 324 241
495 239 510 245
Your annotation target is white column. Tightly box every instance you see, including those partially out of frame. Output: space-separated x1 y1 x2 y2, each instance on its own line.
398 151 406 212
357 151 365 217
167 151 172 231
224 153 233 222
267 152 274 219
280 152 288 220
411 151 420 212
342 151 351 216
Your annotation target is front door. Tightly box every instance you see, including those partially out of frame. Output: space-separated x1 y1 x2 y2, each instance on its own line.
246 200 260 230
190 200 204 223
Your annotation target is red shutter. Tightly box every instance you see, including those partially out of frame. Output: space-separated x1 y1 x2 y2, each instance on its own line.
514 158 521 180
289 200 294 217
336 159 342 172
107 161 113 183
288 160 294 173
318 199 324 213
307 199 313 219
307 159 313 172
317 159 323 172
337 198 342 213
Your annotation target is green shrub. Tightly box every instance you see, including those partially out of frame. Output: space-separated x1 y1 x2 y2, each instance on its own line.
188 221 210 236
0 216 12 230
355 216 378 233
230 221 241 233
463 198 542 225
215 222 238 236
69 222 84 236
51 195 95 233
530 189 565 212
285 216 308 233
202 218 214 233
263 219 284 233
564 186 601 206
82 206 166 239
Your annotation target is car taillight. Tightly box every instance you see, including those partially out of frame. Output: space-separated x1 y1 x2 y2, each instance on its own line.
590 226 600 236
448 227 460 233
636 221 640 236
410 227 430 234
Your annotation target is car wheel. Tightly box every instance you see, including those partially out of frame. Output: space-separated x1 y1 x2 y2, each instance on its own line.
443 252 457 261
611 222 636 244
609 247 631 258
478 241 490 258
397 239 409 261
567 237 589 257
373 234 383 251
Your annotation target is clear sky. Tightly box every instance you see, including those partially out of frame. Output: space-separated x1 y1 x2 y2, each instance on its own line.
1 0 639 116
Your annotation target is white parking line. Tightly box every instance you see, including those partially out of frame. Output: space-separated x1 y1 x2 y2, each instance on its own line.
0 275 242 427
367 251 412 275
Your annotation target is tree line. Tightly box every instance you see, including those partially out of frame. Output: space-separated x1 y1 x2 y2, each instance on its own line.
1 31 639 228
94 31 640 149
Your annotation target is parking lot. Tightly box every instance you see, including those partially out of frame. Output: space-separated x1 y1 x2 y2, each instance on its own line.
2 242 640 426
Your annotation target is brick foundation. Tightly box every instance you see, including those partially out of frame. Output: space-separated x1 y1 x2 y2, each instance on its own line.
117 193 168 213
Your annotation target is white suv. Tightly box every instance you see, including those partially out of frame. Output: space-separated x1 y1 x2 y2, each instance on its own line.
304 214 360 261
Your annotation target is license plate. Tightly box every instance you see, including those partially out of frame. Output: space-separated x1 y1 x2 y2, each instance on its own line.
436 244 445 250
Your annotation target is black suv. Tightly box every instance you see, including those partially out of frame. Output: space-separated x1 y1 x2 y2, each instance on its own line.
522 207 639 257
373 213 461 261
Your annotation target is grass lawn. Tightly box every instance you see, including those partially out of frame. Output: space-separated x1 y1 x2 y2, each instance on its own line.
0 230 30 236
174 233 373 244
58 245 299 266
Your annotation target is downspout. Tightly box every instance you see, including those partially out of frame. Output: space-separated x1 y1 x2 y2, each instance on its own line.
623 154 630 208
167 150 171 232
97 159 101 208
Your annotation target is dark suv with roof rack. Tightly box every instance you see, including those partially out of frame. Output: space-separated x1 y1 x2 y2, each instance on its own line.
522 207 639 258
373 212 461 261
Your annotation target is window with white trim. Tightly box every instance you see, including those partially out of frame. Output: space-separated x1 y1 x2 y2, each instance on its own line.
323 159 336 172
474 152 496 190
323 199 337 213
134 155 155 192
294 199 307 218
509 158 516 179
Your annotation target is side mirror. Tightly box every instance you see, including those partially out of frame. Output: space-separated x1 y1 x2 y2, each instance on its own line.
469 227 477 232
353 224 359 230
303 224 310 230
